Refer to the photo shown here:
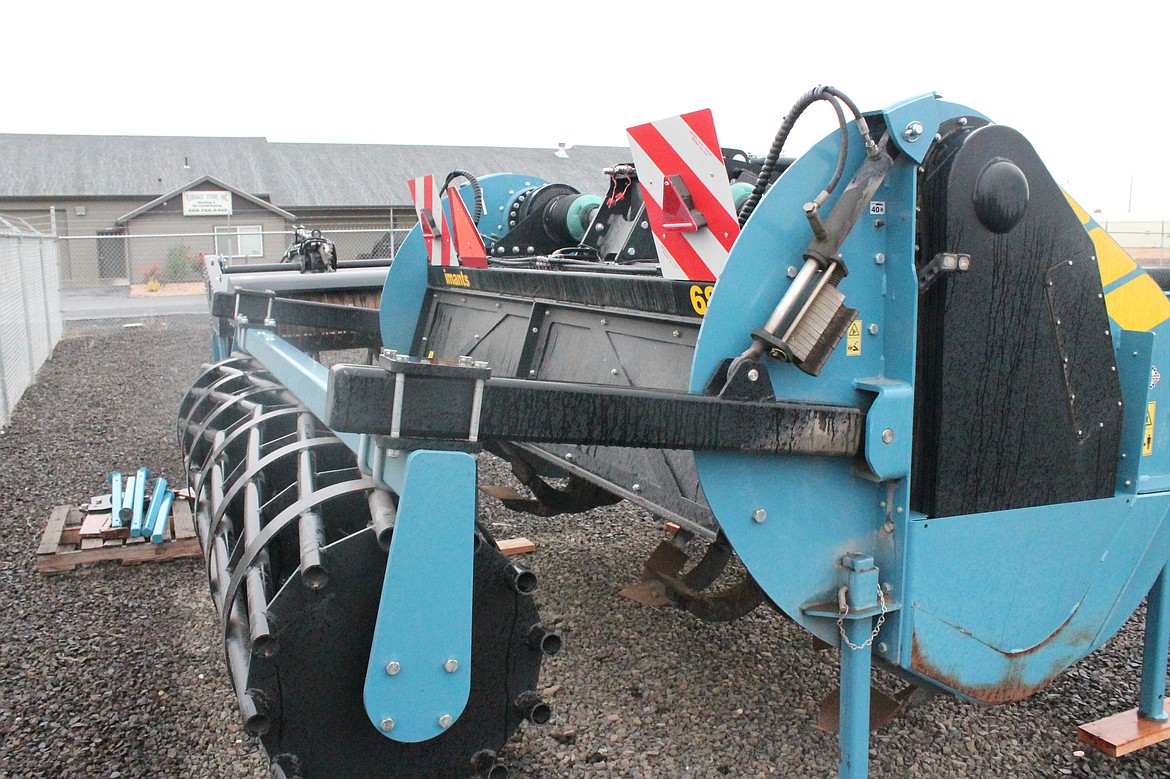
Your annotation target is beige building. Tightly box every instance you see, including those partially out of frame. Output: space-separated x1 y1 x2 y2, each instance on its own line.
0 134 627 287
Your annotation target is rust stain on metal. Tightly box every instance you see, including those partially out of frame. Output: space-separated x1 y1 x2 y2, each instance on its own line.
910 610 1087 705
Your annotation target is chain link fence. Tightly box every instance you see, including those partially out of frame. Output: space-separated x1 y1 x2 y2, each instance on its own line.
57 227 409 288
0 214 62 427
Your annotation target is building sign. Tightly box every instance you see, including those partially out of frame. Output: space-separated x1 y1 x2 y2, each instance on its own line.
182 191 233 216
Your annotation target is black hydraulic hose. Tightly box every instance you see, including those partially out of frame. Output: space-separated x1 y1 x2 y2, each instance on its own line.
444 169 484 223
737 85 854 227
820 95 850 202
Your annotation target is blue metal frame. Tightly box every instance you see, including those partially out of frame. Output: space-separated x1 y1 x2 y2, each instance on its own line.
362 450 477 742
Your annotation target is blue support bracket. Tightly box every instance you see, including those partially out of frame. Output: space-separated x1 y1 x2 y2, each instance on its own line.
853 378 913 481
363 450 476 743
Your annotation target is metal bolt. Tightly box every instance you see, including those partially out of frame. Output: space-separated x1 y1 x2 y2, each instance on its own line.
444 659 459 673
787 266 798 278
380 717 395 732
385 661 401 676
381 348 398 359
600 318 608 325
874 253 885 265
752 508 767 523
882 582 893 596
641 221 649 229
896 506 904 514
958 117 968 126
438 714 453 729
610 368 618 375
881 428 895 444
672 330 680 338
632 483 641 492
564 452 574 461
868 324 879 335
883 519 895 534
877 642 889 653
627 248 636 256
903 121 924 142
1126 479 1134 487
934 133 942 142
532 327 539 333
747 368 760 382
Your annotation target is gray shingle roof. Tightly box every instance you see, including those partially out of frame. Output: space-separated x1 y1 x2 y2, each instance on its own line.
0 134 629 206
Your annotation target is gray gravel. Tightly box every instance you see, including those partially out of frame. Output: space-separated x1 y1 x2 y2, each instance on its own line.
0 314 1167 778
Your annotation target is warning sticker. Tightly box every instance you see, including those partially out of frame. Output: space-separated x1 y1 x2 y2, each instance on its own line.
1152 366 1162 389
1145 401 1156 456
869 201 886 215
846 320 862 356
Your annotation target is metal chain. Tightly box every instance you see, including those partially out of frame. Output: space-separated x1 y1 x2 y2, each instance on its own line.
837 584 887 651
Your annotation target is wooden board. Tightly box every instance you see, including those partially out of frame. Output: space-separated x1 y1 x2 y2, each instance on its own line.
36 502 201 575
497 537 536 556
1078 702 1170 757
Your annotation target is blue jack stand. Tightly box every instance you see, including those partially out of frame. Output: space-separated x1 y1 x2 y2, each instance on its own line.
1079 560 1170 755
838 554 880 779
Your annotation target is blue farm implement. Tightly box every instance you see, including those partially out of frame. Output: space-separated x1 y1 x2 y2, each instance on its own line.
178 87 1170 779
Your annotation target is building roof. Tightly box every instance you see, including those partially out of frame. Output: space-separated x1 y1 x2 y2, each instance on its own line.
115 175 298 224
0 133 628 207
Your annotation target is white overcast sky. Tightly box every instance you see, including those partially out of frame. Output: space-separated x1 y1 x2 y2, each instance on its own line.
6 1 1169 217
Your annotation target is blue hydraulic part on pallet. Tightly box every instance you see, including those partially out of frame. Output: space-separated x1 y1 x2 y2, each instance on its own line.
142 477 169 541
150 489 175 544
108 472 123 528
128 467 150 537
120 475 136 527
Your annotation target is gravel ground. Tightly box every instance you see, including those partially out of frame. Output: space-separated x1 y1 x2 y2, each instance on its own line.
0 314 1168 778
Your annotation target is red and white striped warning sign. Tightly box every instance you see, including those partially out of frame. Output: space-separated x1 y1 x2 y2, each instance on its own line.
626 109 739 282
407 175 452 266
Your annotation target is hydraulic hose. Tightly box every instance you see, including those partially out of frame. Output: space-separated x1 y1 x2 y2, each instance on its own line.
444 170 484 224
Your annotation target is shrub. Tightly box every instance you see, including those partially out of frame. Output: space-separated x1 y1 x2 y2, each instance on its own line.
142 263 163 292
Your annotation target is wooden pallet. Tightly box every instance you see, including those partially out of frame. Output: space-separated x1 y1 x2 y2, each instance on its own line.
36 500 201 574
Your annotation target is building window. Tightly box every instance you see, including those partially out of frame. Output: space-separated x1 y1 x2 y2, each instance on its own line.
214 225 263 258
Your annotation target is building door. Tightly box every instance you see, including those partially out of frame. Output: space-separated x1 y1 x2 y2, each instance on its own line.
96 229 127 279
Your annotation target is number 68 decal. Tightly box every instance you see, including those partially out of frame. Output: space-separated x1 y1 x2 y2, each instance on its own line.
689 285 715 316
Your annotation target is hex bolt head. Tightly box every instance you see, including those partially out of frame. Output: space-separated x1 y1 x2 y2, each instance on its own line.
444 659 459 673
868 324 879 335
380 717 395 732
752 508 767 523
747 368 760 382
632 483 642 492
881 428 895 444
877 642 889 653
903 121 924 142
438 714 453 730
385 661 401 676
